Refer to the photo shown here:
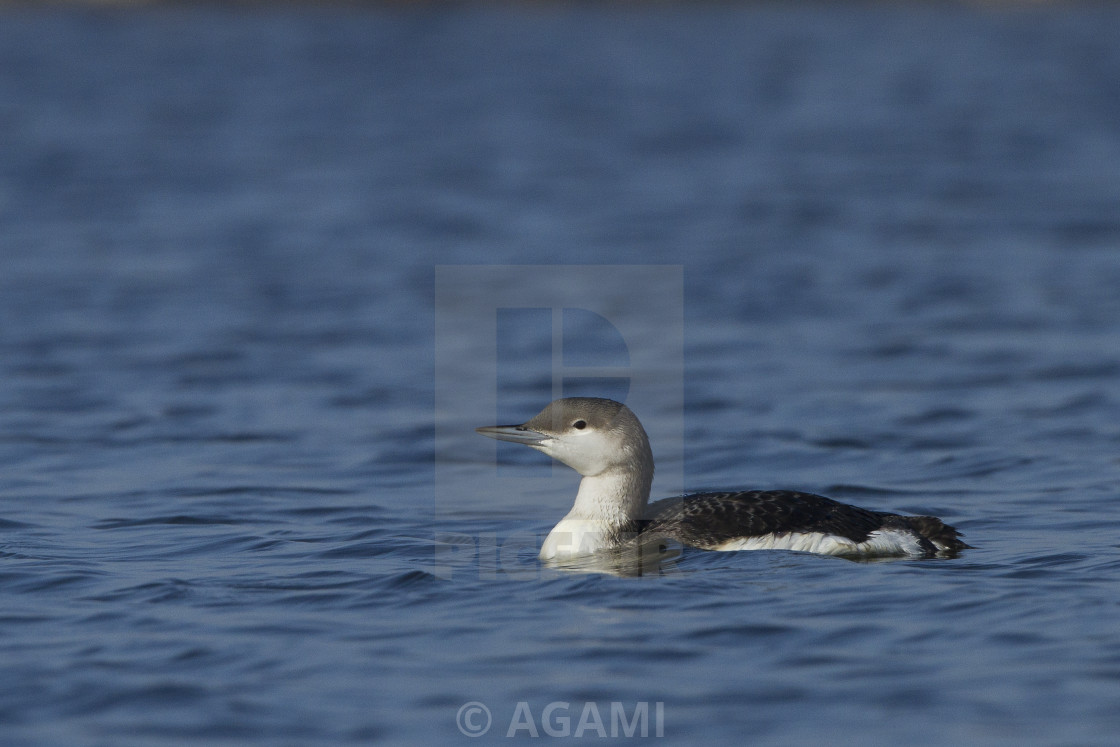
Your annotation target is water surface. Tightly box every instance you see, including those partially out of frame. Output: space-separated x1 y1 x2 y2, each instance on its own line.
2 5 1120 744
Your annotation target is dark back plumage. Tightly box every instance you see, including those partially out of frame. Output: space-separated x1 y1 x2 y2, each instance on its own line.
642 490 969 557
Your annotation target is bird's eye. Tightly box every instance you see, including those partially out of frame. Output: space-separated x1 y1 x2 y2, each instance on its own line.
572 420 587 430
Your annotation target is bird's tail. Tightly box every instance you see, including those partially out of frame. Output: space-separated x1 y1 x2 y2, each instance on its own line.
883 514 972 556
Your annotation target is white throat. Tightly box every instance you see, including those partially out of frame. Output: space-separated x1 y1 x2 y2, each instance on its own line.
539 464 652 562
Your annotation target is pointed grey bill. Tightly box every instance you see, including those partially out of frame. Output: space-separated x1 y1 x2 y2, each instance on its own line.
475 425 551 445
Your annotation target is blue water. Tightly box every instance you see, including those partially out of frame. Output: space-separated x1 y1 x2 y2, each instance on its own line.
3 4 1120 744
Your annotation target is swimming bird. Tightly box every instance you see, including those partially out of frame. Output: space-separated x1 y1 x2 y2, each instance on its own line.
477 397 969 563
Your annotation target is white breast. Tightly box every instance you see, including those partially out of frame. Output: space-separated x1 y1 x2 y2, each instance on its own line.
539 517 615 561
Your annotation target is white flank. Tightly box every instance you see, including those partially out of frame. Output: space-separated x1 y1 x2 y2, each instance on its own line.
713 528 926 557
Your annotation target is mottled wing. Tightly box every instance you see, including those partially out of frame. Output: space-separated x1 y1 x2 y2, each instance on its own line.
643 490 888 550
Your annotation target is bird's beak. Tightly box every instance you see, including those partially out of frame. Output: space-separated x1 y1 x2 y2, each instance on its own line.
475 424 550 445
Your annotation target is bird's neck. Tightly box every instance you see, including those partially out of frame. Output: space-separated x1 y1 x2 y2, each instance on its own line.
570 467 651 524
539 456 653 562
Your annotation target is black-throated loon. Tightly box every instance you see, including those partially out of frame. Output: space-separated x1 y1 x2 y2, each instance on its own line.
476 397 969 562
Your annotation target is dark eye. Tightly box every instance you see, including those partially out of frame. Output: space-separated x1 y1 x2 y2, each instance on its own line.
572 420 587 430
